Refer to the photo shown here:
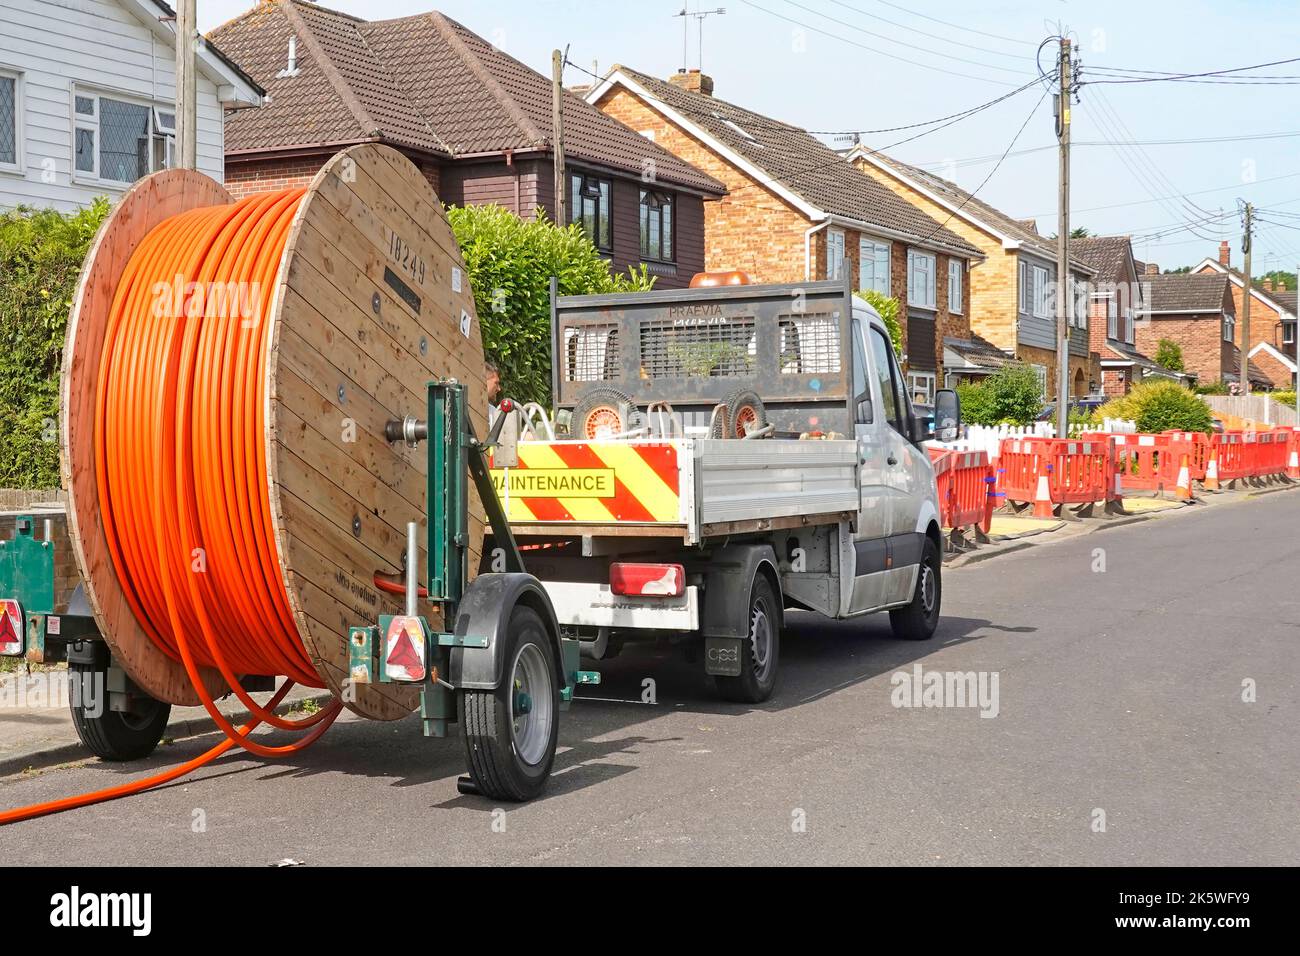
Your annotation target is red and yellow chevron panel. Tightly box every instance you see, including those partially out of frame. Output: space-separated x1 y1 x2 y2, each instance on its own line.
490 441 683 523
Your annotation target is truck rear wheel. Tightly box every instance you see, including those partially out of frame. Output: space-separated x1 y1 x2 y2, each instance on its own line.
572 386 642 440
889 537 941 641
461 606 559 801
715 575 780 703
714 387 768 438
68 661 171 761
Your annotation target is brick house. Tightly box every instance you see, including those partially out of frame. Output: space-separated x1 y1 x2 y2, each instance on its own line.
1132 269 1270 388
585 66 985 402
210 1 724 287
847 147 1097 399
1193 241 1297 389
1073 236 1190 395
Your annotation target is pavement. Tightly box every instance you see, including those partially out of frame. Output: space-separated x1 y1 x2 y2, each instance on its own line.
0 481 1295 864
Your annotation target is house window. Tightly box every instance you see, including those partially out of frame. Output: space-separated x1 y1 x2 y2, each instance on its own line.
1107 298 1118 339
859 238 890 295
947 259 963 314
1031 363 1048 398
908 371 936 404
826 228 846 280
570 172 612 251
72 88 174 185
1032 265 1052 319
639 189 674 262
1019 260 1030 313
1123 309 1134 344
1284 322 1296 345
1223 314 1235 342
908 250 936 309
0 69 19 172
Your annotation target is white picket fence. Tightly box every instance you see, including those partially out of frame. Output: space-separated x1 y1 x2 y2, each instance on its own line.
933 419 1136 460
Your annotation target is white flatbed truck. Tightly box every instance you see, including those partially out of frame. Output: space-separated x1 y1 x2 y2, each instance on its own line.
487 276 961 703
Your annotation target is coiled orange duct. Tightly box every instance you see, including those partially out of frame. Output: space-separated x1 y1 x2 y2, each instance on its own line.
2 190 345 826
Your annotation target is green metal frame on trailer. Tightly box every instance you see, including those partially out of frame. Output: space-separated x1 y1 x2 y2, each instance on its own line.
347 379 598 739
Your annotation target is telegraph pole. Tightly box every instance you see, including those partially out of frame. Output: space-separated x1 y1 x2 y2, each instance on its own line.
1055 37 1073 439
552 49 566 226
1239 203 1253 393
175 0 197 170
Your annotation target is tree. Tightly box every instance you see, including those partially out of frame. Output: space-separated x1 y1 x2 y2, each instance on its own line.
853 289 903 356
953 363 1044 426
1154 338 1185 372
1257 269 1296 291
447 203 654 406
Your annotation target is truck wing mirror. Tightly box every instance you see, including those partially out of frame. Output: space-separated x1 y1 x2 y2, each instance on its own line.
932 388 960 442
855 394 872 424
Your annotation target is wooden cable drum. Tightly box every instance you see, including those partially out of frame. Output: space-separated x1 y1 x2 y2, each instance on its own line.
60 144 487 721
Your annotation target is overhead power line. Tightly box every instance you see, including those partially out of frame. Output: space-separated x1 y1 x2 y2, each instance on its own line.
872 0 1038 47
735 0 1022 87
825 0 1036 63
1080 55 1300 85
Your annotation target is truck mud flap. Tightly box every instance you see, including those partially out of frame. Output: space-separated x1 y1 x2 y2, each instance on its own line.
704 636 743 677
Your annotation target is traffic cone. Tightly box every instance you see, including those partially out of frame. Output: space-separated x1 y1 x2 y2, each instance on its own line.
1204 446 1221 491
1033 465 1054 519
1175 454 1194 501
1288 443 1300 481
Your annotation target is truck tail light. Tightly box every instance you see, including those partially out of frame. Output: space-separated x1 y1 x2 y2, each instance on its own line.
609 563 684 597
0 599 23 656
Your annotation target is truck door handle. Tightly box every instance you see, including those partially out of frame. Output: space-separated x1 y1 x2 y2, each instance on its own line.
887 455 898 466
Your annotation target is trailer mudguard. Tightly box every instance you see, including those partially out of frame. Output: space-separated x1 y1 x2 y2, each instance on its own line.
697 543 782 639
448 572 563 691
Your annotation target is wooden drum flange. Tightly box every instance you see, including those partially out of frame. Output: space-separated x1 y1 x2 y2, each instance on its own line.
61 144 488 721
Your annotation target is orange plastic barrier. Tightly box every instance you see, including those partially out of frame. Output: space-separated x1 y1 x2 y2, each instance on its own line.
1211 432 1250 482
1252 429 1291 478
998 438 1114 515
931 448 994 534
1162 431 1210 481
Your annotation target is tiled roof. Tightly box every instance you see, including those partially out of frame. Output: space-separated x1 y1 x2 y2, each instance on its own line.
861 152 1092 271
1072 236 1133 287
1195 259 1298 318
944 334 1012 370
605 66 982 258
210 2 724 194
1104 339 1158 369
1142 273 1231 314
1225 347 1272 387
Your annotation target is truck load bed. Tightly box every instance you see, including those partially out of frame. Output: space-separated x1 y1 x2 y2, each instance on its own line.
492 436 859 544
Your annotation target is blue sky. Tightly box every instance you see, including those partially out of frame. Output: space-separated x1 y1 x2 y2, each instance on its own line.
200 0 1300 274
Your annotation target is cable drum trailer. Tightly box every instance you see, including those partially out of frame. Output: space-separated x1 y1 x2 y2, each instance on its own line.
488 275 962 703
0 144 597 805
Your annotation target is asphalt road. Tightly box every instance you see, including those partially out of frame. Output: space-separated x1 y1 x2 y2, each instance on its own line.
2 490 1297 866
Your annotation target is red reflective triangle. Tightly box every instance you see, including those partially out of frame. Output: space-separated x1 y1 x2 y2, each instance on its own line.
386 626 424 677
0 608 18 647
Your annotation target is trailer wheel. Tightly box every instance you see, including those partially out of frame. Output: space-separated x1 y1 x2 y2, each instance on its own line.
68 661 171 761
573 387 643 440
714 388 768 438
889 537 942 641
461 605 559 801
715 574 780 703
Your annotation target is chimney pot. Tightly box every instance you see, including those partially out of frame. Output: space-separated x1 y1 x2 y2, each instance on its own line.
1218 240 1231 267
668 69 714 96
1145 262 1159 275
1263 278 1273 291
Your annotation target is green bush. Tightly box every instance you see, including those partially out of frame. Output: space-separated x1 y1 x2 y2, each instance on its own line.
1272 390 1296 408
0 200 111 488
1194 379 1229 395
1098 379 1213 433
853 289 903 356
954 363 1045 426
1154 338 1185 372
446 204 654 406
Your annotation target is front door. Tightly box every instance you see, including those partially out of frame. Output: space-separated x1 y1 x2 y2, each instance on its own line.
850 319 893 612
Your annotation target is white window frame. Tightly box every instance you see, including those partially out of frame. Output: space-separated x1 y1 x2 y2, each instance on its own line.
1284 322 1296 345
1019 260 1030 313
1106 297 1118 339
0 67 22 175
71 85 175 188
907 371 936 404
1123 308 1134 344
1223 314 1235 342
826 228 846 280
1032 265 1052 319
1031 363 1048 399
908 249 936 310
858 237 890 295
947 258 963 314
